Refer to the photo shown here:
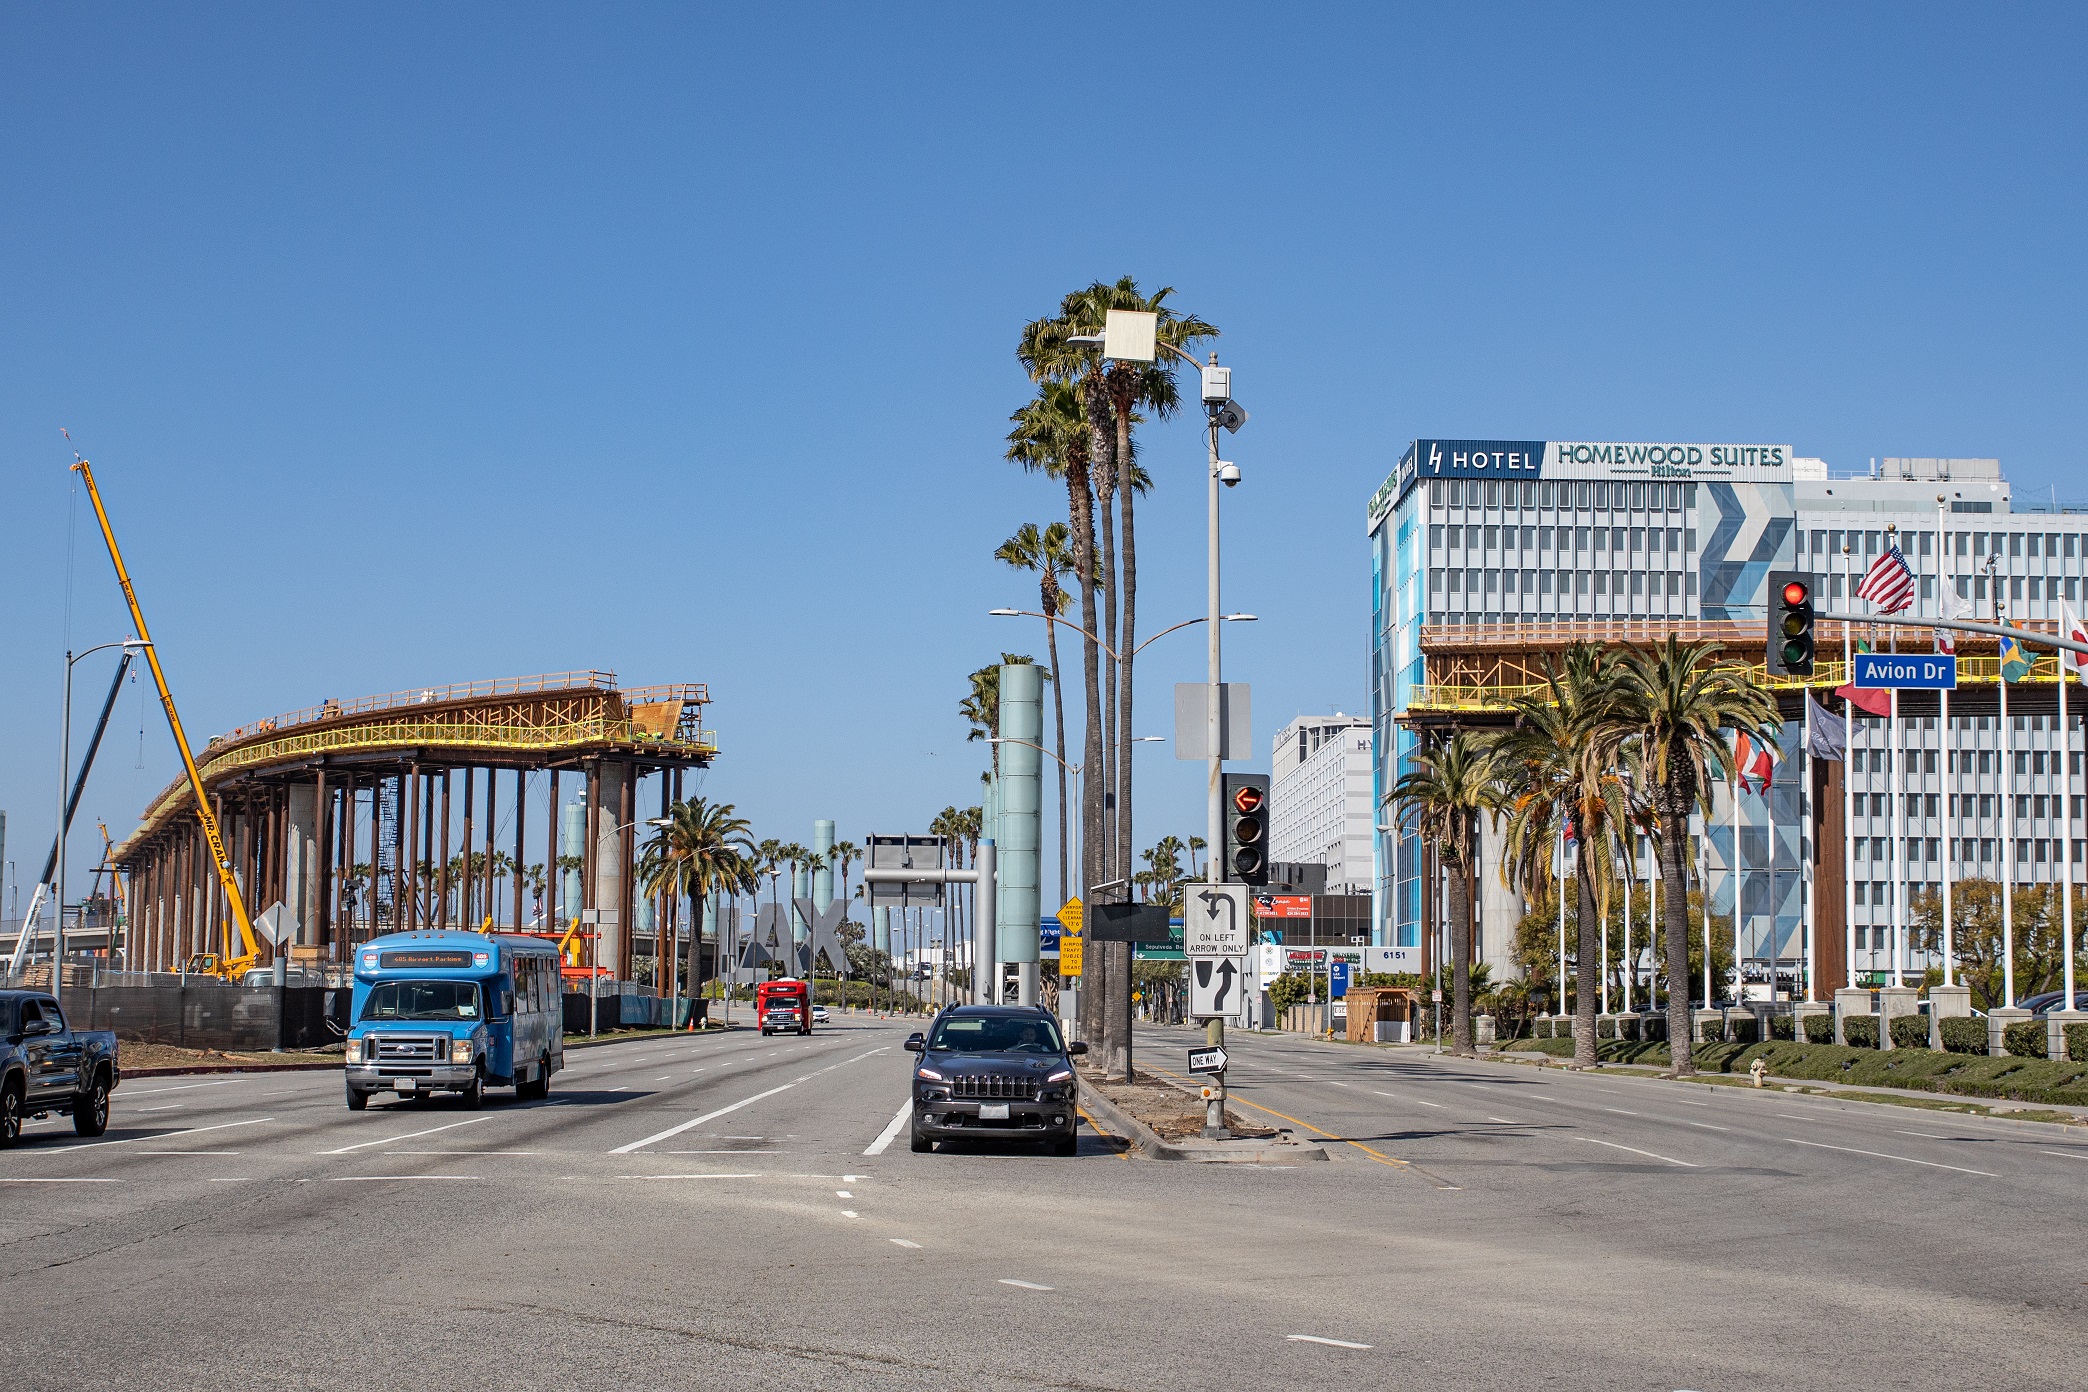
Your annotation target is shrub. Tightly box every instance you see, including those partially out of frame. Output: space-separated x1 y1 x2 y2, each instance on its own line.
1597 1016 1617 1039
1889 1014 1933 1050
2005 1019 2048 1059
1940 1017 1988 1054
1642 1014 1667 1041
1533 1017 1553 1039
1698 1016 1725 1043
2068 1022 2088 1064
1842 1015 1879 1048
1771 1014 1796 1041
1802 1013 1835 1045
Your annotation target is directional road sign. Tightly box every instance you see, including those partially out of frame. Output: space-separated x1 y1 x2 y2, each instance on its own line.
1190 955 1246 1019
1185 883 1250 956
1059 933 1083 976
1329 959 1351 998
1187 1045 1229 1075
1853 652 1957 690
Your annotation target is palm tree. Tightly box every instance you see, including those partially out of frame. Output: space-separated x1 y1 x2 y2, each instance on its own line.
959 655 1038 775
1390 732 1501 1056
996 521 1079 908
830 839 859 915
755 838 785 969
1489 643 1630 1068
638 798 760 1020
1608 637 1782 1076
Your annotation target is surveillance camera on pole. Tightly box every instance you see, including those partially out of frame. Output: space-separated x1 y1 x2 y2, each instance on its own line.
1217 461 1240 488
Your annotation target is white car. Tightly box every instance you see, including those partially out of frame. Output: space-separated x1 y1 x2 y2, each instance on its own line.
812 1005 830 1025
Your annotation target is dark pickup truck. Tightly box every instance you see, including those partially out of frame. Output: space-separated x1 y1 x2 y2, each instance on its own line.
0 990 120 1145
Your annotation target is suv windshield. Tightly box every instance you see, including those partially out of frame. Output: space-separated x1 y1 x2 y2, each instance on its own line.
360 981 481 1022
927 1016 1063 1054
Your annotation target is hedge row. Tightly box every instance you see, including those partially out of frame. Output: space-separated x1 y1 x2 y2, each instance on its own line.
1804 1014 1836 1045
1842 1015 1879 1048
1941 1017 1989 1054
1501 1037 2088 1107
1890 1014 1932 1050
2006 1019 2048 1059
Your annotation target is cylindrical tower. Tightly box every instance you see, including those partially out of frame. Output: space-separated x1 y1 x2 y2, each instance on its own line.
998 663 1043 1004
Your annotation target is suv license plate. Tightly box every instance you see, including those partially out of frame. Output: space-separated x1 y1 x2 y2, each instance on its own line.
978 1103 1010 1120
396 1079 415 1092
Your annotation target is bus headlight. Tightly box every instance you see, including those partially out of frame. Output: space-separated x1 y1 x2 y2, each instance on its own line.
344 1036 362 1064
451 1038 473 1064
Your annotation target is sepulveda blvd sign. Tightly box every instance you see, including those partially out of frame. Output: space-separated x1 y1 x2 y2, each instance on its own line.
1853 652 1958 690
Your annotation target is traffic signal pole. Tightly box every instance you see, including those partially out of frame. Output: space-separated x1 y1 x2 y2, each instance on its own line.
1202 397 1228 1137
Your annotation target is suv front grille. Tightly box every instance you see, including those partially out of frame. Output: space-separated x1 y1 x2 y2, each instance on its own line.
951 1074 1039 1101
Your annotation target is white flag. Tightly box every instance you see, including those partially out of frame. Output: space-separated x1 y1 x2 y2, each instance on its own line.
1936 581 1973 655
2062 601 2088 679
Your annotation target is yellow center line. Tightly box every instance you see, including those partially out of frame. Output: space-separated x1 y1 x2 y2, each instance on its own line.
1145 1065 1412 1171
1076 1105 1133 1160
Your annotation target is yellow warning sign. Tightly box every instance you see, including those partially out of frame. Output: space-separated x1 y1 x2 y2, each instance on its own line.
1057 896 1083 937
1059 933 1084 977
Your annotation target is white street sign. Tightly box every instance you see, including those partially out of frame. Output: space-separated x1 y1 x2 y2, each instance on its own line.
1184 883 1250 956
1190 955 1248 1019
1188 1045 1229 1075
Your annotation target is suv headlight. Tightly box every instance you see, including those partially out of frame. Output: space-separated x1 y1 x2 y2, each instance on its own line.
344 1036 362 1064
915 1065 944 1081
451 1038 473 1064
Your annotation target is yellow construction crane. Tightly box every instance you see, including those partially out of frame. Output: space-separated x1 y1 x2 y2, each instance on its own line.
73 454 260 981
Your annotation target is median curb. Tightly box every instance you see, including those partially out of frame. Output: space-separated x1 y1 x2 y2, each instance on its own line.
122 1060 343 1078
1078 1079 1327 1163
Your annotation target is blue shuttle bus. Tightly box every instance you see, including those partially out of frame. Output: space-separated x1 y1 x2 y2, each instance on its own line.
343 929 564 1110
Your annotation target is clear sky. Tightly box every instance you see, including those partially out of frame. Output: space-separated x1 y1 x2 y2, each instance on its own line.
3 4 2083 911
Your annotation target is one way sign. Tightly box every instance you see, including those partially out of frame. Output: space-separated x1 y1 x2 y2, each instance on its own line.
1191 955 1246 1020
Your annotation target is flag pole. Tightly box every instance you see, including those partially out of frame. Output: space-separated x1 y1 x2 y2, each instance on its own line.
1939 496 1955 988
1842 540 1857 992
1996 557 2015 1009
1883 523 1905 990
2061 641 2074 1014
1731 748 1742 1002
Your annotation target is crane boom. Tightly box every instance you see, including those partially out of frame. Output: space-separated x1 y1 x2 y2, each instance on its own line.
72 456 259 979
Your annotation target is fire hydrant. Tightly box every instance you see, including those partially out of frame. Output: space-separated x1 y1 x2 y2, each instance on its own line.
1749 1057 1769 1089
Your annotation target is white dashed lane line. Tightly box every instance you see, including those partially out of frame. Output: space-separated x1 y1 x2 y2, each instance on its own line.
1287 1335 1371 1349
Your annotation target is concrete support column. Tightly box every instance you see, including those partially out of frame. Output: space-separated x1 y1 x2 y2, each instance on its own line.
813 820 835 913
590 762 628 980
999 663 1042 1006
972 840 997 1005
563 792 586 925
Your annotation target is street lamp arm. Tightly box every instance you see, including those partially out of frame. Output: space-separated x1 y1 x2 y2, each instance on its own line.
1133 616 1213 658
993 608 1248 662
987 737 1080 774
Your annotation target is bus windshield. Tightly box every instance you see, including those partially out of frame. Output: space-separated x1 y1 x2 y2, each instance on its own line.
361 981 482 1022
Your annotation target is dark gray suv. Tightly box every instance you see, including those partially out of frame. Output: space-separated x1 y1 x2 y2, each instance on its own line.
904 1005 1085 1156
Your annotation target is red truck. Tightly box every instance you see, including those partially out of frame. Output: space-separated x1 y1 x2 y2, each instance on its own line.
756 978 812 1036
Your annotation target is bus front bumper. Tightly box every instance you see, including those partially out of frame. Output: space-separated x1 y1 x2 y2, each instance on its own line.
347 1062 479 1095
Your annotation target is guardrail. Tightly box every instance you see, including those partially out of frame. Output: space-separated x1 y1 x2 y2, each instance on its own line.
217 670 621 744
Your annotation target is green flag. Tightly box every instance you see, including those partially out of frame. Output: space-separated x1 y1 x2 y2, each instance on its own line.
1999 624 2032 682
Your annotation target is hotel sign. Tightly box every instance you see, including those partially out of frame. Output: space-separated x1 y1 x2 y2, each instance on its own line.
1374 438 1795 519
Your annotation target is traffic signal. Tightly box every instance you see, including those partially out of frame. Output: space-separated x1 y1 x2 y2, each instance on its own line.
1222 773 1270 886
1766 570 1815 677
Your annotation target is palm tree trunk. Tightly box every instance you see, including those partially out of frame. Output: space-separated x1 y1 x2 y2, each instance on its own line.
1067 454 1108 1055
1660 800 1697 1076
1043 612 1069 910
1449 854 1474 1055
1575 854 1601 1067
686 887 704 1029
1085 377 1129 1078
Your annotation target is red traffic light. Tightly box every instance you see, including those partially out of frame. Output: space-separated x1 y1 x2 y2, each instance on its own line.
1782 580 1810 607
1231 784 1264 814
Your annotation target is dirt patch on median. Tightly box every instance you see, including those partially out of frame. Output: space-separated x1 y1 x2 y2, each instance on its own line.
119 1042 342 1073
1082 1069 1275 1141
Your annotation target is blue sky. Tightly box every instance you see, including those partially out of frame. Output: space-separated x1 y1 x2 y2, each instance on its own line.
3 4 2083 908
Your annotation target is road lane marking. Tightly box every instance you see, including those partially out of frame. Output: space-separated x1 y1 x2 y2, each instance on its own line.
1373 1091 1442 1107
1894 1130 1956 1139
2040 1149 2088 1161
1604 1108 1640 1116
1575 1137 1699 1168
330 1175 482 1182
890 1239 922 1249
117 1080 242 1097
322 1118 489 1155
616 1172 761 1180
1206 1084 1456 1187
611 1085 796 1154
388 1150 538 1155
1000 1279 1053 1291
841 1210 859 1218
0 1177 120 1183
46 1117 274 1153
836 1190 853 1198
1486 1117 1516 1125
1786 1138 1995 1177
1687 1122 1731 1132
864 1101 912 1156
1287 1335 1371 1349
668 1149 777 1155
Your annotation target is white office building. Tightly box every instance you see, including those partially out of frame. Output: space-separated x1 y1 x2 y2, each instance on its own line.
1269 714 1375 896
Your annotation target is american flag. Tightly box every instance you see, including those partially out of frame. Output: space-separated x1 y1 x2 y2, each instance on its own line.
1856 544 1916 614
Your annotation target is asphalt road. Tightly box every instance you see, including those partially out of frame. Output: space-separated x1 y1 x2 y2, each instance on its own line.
1 1016 2082 1391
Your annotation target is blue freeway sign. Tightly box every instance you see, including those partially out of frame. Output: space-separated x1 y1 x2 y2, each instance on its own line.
1853 652 1957 690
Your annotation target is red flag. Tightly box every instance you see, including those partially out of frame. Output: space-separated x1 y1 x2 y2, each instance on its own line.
1733 731 1774 794
1835 683 1891 718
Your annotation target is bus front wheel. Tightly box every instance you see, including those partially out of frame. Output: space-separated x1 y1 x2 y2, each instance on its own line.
459 1066 483 1110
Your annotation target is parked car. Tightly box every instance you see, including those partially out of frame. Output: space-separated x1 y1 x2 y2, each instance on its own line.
904 1004 1084 1156
241 966 324 989
0 990 120 1145
2021 990 2088 1017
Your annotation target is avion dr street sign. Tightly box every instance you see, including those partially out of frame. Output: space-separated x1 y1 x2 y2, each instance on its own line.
1853 653 1957 690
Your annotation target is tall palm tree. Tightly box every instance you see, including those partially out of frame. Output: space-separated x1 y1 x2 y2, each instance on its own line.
830 839 859 918
755 837 785 971
639 798 761 1017
1390 732 1501 1056
996 521 1079 908
1007 378 1108 1047
1090 279 1216 896
1489 642 1631 1067
1608 638 1782 1076
959 655 1038 775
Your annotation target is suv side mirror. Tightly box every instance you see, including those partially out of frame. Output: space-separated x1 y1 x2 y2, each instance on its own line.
1066 1041 1087 1056
903 1034 925 1053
